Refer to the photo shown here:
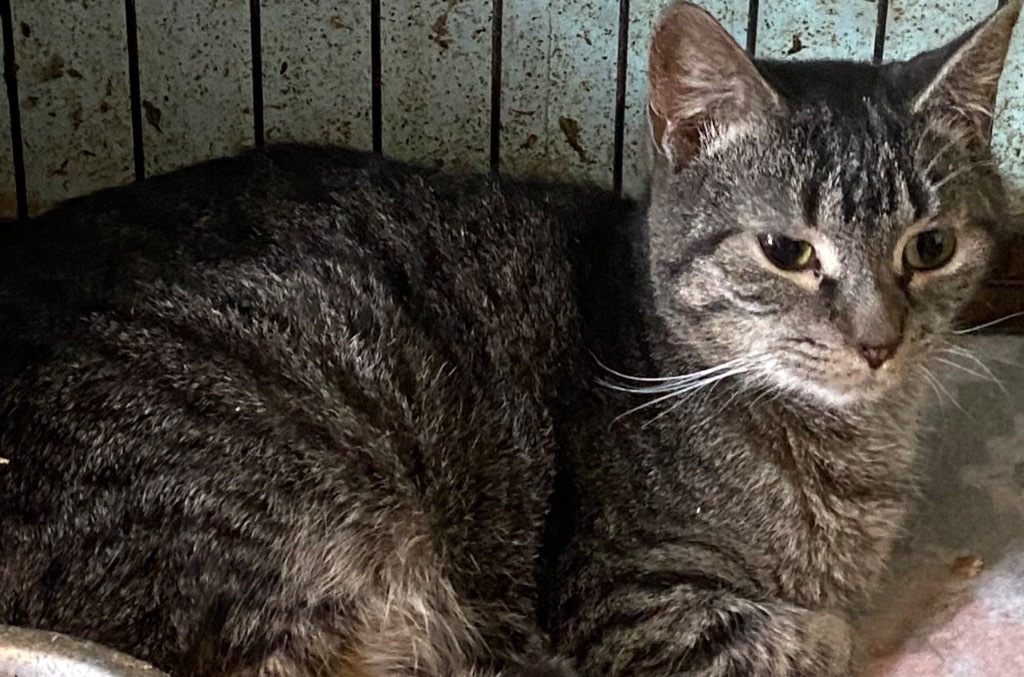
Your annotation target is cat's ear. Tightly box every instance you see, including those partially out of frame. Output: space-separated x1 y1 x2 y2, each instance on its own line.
647 1 781 171
900 0 1021 142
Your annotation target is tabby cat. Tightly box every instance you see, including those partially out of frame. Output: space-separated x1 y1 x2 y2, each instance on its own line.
0 1 1019 675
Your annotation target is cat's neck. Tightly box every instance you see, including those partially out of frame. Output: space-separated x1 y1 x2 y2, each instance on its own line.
647 331 927 477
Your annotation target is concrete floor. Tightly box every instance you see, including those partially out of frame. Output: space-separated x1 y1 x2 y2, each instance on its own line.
860 335 1024 676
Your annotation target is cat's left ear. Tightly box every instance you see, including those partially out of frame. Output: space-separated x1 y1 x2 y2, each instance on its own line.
897 0 1021 142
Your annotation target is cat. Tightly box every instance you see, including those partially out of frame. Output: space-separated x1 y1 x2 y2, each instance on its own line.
544 1 1021 675
0 2 1019 677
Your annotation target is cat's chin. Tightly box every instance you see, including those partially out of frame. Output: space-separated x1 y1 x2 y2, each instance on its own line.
766 364 901 410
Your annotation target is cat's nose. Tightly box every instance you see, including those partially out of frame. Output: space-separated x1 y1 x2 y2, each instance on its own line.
858 340 901 369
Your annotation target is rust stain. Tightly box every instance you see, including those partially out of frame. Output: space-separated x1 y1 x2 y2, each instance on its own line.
558 116 588 163
70 104 83 132
330 15 346 29
47 158 70 177
429 12 451 50
39 53 65 82
21 96 38 109
950 554 984 579
142 100 163 133
321 119 352 146
520 133 538 150
787 35 804 56
99 77 114 113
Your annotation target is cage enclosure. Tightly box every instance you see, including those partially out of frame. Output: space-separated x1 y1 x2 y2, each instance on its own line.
0 1 1023 674
2 0 1021 326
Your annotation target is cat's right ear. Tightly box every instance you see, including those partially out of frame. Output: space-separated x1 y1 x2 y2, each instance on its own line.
648 1 781 171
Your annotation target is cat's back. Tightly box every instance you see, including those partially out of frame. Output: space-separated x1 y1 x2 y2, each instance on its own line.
0 144 625 383
0 144 633 671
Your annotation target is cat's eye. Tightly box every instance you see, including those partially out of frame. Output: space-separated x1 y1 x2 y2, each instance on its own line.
903 228 957 271
757 234 817 272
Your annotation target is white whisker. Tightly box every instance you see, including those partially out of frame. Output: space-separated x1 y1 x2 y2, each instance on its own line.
936 357 997 384
921 366 974 421
931 160 998 191
596 354 758 394
611 365 754 424
920 368 947 407
941 345 1007 384
954 311 1024 335
922 129 971 177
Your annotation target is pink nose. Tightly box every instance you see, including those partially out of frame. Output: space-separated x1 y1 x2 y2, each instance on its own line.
858 341 900 369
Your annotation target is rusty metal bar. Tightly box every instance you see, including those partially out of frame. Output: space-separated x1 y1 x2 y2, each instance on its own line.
124 0 145 181
613 0 630 195
0 0 26 220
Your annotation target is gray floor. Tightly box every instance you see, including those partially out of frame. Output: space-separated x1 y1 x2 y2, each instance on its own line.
859 335 1024 676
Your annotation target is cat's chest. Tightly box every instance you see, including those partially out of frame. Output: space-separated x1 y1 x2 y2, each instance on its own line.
755 423 919 607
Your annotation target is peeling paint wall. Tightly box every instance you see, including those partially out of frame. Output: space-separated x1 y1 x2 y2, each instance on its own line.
0 0 1022 218
12 1 134 217
262 0 372 150
381 0 493 171
136 0 254 177
757 0 876 61
501 0 619 186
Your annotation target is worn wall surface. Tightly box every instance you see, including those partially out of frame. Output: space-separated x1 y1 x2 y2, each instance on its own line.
0 0 1021 217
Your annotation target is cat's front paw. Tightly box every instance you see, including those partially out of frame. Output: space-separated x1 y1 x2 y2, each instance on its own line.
568 594 853 676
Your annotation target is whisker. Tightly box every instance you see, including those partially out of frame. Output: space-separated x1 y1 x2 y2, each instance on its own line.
641 379 725 429
954 310 1024 335
940 345 1008 386
919 368 947 407
922 366 974 421
921 129 971 177
611 366 753 424
936 357 998 385
930 160 998 191
592 351 751 385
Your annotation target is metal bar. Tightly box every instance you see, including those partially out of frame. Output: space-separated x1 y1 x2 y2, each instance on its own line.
873 0 890 63
0 0 27 220
489 0 503 173
371 0 382 154
124 0 145 180
250 0 265 147
746 0 759 55
613 0 630 195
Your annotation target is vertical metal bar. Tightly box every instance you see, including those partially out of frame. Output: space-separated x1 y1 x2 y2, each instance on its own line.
612 0 630 195
250 0 265 147
489 0 503 174
873 0 889 64
0 0 27 220
371 0 382 154
124 0 145 181
746 0 759 55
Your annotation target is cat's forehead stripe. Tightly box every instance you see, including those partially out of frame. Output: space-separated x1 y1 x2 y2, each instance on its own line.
796 102 926 231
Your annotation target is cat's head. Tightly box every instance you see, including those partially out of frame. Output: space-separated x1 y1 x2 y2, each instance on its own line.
645 0 1021 408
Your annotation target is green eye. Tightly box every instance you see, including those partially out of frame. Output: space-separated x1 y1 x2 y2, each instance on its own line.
904 228 957 271
757 234 817 272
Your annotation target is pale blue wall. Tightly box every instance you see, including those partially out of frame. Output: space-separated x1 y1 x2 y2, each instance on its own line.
0 0 1020 217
